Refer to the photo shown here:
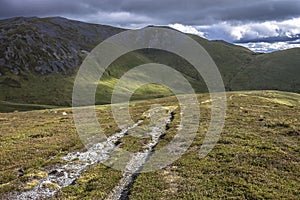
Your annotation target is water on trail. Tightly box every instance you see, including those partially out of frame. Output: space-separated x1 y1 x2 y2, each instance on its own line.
12 106 174 200
105 108 175 200
12 121 142 200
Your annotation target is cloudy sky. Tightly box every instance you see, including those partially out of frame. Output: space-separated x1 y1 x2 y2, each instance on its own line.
1 0 300 52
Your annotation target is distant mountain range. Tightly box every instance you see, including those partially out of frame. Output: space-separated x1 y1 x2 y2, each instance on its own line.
0 17 299 106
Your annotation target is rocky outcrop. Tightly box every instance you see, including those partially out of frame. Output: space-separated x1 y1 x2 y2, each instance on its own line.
0 17 125 75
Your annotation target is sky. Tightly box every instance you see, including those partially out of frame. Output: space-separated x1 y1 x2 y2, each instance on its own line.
1 0 300 52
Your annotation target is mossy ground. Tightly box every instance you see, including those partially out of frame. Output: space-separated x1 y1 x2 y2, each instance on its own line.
0 91 299 199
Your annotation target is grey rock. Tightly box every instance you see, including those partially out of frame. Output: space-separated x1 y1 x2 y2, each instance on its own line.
0 16 125 76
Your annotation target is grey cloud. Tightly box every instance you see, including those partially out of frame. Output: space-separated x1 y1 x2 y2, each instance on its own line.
0 0 94 18
87 0 300 24
190 17 300 44
235 34 300 44
288 39 300 44
1 0 300 26
216 0 300 22
79 0 300 25
1 0 300 52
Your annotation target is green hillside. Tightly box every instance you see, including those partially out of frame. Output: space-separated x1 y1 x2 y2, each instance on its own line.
0 17 299 108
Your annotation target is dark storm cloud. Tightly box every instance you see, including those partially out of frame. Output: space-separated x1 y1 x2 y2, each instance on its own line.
235 34 300 44
72 0 300 25
0 0 89 18
1 0 300 52
1 0 300 26
118 0 300 25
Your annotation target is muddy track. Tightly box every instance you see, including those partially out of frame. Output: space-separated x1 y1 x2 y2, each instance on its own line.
10 107 174 200
105 108 175 200
10 121 143 200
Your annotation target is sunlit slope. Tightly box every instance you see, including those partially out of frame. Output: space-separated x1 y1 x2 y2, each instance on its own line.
0 17 300 107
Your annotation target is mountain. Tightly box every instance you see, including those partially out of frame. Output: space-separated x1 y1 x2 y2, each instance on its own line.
0 17 299 106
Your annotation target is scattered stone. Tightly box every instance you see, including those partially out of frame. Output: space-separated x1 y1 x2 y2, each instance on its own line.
106 108 175 200
11 107 174 200
62 112 67 116
11 118 144 199
81 50 90 54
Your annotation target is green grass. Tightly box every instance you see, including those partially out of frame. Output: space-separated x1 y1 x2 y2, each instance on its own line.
55 164 123 199
0 91 299 199
130 91 300 199
0 72 75 106
1 17 300 108
0 101 57 113
0 100 150 196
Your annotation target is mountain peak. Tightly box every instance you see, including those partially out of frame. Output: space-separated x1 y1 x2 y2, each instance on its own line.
0 17 299 105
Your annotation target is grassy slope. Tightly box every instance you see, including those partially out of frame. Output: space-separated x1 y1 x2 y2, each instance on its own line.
0 73 75 106
130 91 300 199
230 48 300 92
190 35 300 93
4 46 298 108
0 91 299 199
1 18 300 108
0 101 57 113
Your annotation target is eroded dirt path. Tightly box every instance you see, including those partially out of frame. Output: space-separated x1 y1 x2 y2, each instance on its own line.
11 121 142 200
105 107 175 200
11 106 175 200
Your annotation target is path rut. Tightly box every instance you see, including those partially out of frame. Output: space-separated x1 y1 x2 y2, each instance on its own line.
11 106 174 200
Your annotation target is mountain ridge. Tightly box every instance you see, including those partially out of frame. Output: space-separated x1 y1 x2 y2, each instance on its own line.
0 17 299 106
